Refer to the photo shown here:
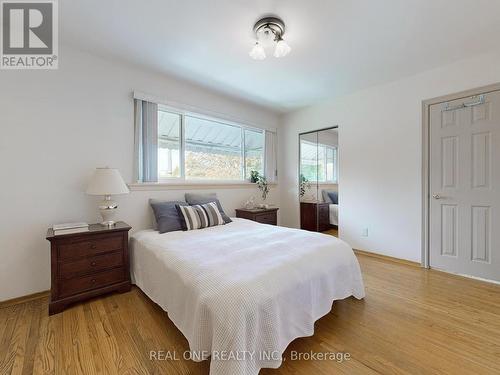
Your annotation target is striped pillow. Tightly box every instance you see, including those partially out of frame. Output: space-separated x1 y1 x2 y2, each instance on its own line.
176 202 225 231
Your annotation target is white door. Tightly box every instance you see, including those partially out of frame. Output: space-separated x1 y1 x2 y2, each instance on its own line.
429 90 500 282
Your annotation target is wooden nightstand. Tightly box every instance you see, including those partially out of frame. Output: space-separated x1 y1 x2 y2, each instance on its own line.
300 202 331 232
46 221 132 315
235 207 279 225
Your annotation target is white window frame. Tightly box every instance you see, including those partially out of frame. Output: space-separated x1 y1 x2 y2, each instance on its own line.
325 145 338 183
157 104 265 184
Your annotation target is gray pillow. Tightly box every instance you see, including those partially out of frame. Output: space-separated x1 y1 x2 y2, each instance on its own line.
322 190 338 204
184 193 232 224
328 191 338 204
322 190 332 203
149 199 188 234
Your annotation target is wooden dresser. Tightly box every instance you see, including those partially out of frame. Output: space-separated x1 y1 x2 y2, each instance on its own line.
235 207 279 225
300 202 331 232
46 221 131 315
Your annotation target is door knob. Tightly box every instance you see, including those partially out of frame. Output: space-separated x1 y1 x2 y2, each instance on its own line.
432 194 441 199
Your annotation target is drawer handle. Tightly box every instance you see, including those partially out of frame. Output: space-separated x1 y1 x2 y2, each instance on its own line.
90 261 97 267
90 243 97 249
91 279 96 284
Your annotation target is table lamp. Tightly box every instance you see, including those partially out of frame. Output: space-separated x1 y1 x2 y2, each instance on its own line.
86 167 129 226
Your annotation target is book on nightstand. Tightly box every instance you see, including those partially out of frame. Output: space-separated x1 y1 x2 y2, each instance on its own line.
52 222 89 235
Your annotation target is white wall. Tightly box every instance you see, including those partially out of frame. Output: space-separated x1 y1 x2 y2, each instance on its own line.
280 51 500 262
0 46 279 301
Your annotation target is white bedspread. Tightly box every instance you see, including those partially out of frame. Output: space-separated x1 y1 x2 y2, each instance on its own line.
329 204 339 225
130 218 364 375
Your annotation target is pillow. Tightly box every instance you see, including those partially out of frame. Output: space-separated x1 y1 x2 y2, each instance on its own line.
322 190 332 203
327 191 338 204
184 193 232 223
176 202 225 231
149 199 188 234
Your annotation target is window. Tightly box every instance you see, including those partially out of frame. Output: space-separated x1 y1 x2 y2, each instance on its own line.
300 140 338 183
244 128 264 179
326 146 338 182
185 116 242 180
156 108 265 182
158 110 181 179
300 140 319 182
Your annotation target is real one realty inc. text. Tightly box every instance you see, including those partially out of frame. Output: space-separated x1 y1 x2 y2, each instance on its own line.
149 350 351 363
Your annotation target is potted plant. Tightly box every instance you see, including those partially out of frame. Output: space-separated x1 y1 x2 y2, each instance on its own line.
250 170 260 183
299 174 311 198
250 171 270 202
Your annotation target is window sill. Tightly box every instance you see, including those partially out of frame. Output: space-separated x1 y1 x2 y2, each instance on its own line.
304 182 338 185
128 181 278 191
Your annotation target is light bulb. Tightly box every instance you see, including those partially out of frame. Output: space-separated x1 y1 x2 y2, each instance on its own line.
273 39 291 58
257 27 275 48
249 42 266 60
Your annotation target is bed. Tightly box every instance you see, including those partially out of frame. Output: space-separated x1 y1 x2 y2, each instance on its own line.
130 218 364 375
322 190 339 226
329 203 339 225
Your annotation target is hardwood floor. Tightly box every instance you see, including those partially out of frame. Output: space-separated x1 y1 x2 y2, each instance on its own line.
1 254 500 374
322 227 338 237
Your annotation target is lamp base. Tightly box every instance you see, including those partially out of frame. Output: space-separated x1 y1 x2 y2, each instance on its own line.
98 195 118 227
100 220 116 227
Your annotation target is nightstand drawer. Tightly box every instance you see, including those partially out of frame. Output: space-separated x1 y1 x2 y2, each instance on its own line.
47 222 132 315
58 268 125 298
255 212 277 224
59 251 124 279
58 234 123 260
318 205 329 220
235 208 279 226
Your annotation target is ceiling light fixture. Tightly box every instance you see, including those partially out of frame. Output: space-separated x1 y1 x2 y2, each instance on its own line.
249 42 266 60
249 16 291 60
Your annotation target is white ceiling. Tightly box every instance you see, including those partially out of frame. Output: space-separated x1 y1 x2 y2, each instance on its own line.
61 0 500 112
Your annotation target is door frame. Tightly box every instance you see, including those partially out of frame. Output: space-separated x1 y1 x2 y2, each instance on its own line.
421 82 500 268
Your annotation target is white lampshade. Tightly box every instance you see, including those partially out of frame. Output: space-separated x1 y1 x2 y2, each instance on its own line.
273 39 291 58
249 42 266 60
86 167 129 196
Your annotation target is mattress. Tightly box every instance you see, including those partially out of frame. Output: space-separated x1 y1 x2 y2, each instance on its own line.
329 203 339 225
130 218 364 375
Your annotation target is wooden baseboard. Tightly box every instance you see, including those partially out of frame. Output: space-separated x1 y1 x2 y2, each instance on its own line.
0 290 50 308
354 249 421 268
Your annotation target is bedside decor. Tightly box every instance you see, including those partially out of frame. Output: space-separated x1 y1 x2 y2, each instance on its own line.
250 170 270 201
299 174 311 198
86 167 129 226
52 222 89 235
244 196 256 209
250 170 260 183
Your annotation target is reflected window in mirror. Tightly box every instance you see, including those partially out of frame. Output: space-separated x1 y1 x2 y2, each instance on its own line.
300 140 338 183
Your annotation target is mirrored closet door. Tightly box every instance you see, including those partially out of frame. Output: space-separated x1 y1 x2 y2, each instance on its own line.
299 127 338 235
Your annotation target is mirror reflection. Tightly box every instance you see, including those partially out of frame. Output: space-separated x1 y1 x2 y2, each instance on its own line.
299 127 338 236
